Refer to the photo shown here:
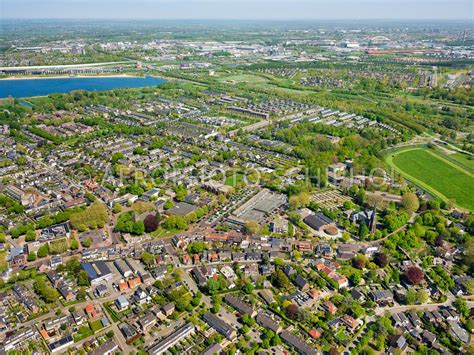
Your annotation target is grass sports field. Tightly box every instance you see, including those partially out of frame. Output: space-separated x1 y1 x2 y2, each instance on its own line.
386 147 474 211
448 152 474 171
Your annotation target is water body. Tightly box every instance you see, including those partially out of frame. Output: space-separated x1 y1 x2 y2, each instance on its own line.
18 99 33 108
0 75 167 98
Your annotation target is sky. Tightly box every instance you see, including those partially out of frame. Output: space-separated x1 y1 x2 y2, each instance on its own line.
1 0 473 20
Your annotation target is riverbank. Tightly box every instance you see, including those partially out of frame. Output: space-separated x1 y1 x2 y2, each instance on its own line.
0 73 145 81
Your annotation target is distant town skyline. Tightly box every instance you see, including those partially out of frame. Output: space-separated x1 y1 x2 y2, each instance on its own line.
2 0 473 20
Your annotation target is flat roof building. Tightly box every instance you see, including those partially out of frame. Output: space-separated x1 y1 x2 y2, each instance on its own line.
81 261 112 286
114 259 133 278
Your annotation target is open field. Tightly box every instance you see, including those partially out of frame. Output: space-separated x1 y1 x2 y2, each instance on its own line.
447 152 474 171
385 147 474 211
225 172 245 187
217 74 269 84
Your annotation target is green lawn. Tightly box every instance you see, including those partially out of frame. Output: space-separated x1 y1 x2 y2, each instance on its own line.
217 74 269 84
225 172 245 187
89 319 104 332
150 227 181 238
0 251 7 273
387 148 474 211
448 152 474 171
335 330 348 342
103 303 121 323
73 325 93 342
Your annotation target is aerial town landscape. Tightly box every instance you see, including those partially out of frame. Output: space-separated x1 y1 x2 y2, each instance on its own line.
0 1 473 354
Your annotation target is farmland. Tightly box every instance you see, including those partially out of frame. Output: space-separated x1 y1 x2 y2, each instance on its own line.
386 147 474 211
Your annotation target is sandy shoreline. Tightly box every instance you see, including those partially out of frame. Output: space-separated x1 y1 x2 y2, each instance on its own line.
0 74 147 81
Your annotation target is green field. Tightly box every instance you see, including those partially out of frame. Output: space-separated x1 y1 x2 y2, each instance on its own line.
89 319 104 332
225 172 245 187
448 152 474 170
386 148 474 211
218 74 269 84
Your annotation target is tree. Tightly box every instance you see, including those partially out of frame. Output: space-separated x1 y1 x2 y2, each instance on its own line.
37 244 49 258
402 193 419 214
25 230 36 242
133 221 145 235
271 334 282 346
405 288 417 305
374 316 394 336
453 297 469 317
244 220 259 235
206 279 221 295
296 307 312 323
27 252 37 262
270 269 290 289
185 212 197 224
70 238 79 250
112 203 122 214
242 282 254 294
163 215 188 230
33 277 59 303
353 254 368 270
77 270 90 286
351 303 365 318
173 185 187 202
82 238 92 248
375 334 386 351
111 152 124 164
349 272 362 286
358 220 369 239
141 251 155 266
289 192 310 209
417 289 429 304
187 242 207 254
434 235 444 247
405 266 424 285
286 303 299 320
367 194 384 209
164 200 174 210
465 279 474 295
211 302 220 314
374 252 388 267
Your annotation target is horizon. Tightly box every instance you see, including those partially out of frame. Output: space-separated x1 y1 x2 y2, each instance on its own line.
2 0 473 21
2 18 473 22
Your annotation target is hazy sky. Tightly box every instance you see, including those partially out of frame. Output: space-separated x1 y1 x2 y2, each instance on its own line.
2 0 473 20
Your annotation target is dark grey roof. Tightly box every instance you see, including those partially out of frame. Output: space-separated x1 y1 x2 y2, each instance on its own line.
280 330 318 355
256 313 281 333
202 312 235 339
294 275 309 289
167 202 197 216
201 343 222 355
81 261 111 280
303 212 333 230
224 295 254 316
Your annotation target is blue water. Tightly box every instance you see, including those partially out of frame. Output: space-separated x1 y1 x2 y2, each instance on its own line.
0 75 167 98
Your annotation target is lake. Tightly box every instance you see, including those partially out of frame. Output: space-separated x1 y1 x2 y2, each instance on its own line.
0 75 167 98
